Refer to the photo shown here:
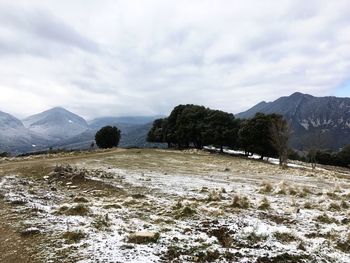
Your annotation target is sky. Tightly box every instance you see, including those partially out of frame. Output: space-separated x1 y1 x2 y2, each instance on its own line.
0 0 349 119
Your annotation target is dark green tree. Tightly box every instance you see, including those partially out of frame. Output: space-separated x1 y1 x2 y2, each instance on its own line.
95 126 121 149
203 110 239 152
147 104 241 151
174 105 208 149
147 118 170 146
238 113 278 159
336 145 350 167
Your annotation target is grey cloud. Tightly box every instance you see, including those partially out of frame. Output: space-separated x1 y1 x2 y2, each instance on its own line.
0 0 349 119
0 5 99 54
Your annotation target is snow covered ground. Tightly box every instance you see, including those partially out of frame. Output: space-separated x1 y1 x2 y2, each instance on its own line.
0 149 349 262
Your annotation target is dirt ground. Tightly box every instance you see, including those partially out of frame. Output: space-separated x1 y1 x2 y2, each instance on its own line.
0 148 349 262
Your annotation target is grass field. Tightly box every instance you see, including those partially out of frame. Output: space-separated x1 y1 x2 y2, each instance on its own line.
0 148 349 262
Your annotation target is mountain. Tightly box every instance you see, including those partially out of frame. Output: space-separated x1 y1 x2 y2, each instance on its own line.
237 92 350 151
55 117 164 150
89 115 164 129
0 107 161 154
23 107 89 141
54 122 165 150
0 111 48 153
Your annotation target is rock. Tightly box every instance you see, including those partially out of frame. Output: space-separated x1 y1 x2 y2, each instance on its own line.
341 217 349 224
20 227 40 237
128 231 160 244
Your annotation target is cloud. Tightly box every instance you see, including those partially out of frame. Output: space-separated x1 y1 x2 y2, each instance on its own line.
0 0 349 119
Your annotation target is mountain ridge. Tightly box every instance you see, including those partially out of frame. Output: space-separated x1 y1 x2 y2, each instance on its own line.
237 92 350 150
0 107 163 154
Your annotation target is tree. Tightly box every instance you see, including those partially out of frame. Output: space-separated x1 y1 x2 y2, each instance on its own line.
147 104 241 151
238 113 277 159
336 145 350 167
90 142 95 150
269 115 290 167
174 105 208 149
95 126 121 149
203 110 239 152
304 130 327 170
147 118 171 147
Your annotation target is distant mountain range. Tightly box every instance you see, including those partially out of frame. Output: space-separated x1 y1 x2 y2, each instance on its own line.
1 92 349 154
237 92 350 151
0 107 164 154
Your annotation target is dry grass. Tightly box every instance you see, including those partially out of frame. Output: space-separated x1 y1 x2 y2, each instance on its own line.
274 232 298 243
175 206 197 218
62 230 86 244
73 196 89 203
58 204 90 216
231 195 250 209
336 232 350 252
328 202 341 211
259 181 273 193
258 197 270 210
92 214 111 230
315 213 338 224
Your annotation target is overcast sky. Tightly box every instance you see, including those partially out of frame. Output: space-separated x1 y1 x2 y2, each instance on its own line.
0 0 350 119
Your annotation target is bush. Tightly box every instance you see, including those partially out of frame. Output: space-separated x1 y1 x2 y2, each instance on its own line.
95 126 121 149
0 152 9 157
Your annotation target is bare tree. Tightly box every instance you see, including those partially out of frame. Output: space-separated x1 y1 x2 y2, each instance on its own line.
270 117 291 168
304 130 328 170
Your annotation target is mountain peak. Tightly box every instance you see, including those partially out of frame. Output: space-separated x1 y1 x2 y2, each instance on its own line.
290 91 304 97
288 92 313 99
0 110 24 129
22 107 88 140
237 93 350 150
43 106 71 114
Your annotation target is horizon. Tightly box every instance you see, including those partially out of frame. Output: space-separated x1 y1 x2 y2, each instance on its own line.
0 1 350 119
1 90 349 120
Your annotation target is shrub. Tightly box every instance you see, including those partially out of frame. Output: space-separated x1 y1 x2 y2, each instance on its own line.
231 195 250 209
274 232 298 243
258 197 270 210
259 181 273 193
95 126 121 149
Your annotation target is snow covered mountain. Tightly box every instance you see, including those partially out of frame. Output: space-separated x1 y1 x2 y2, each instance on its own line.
0 111 48 153
23 107 89 141
0 106 162 154
237 92 350 150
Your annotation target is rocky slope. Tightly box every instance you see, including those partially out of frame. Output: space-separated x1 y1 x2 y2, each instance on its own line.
237 92 350 151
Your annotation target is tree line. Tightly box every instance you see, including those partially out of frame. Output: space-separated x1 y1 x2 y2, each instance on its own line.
147 104 290 166
288 146 350 169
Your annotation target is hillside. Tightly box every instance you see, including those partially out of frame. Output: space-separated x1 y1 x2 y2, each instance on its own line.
0 111 49 153
0 108 161 154
23 107 89 141
0 149 349 262
237 92 350 150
